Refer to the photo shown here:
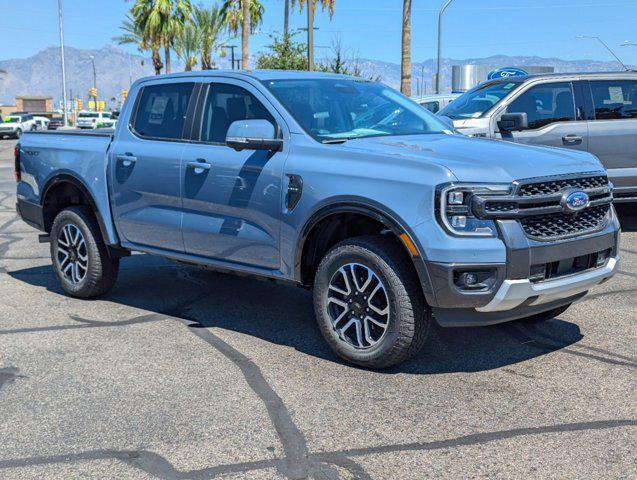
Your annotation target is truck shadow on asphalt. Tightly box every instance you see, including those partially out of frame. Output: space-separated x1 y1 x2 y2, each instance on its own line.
11 252 629 375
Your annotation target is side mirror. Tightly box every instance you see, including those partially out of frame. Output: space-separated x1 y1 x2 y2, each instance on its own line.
226 119 283 152
437 115 455 131
497 112 528 132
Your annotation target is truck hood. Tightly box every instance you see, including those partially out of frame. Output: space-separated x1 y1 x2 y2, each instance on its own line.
338 133 603 183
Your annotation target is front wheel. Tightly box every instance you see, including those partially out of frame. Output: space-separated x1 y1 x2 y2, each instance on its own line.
313 236 431 369
14 129 22 139
50 206 119 298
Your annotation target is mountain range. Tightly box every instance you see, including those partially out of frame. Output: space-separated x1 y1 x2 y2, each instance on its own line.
0 44 632 107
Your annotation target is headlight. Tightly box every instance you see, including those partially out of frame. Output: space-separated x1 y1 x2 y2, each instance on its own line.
438 183 511 237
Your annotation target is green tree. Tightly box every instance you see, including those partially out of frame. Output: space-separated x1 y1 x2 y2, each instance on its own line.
113 14 163 74
255 33 308 71
220 0 264 69
192 3 225 70
174 22 199 70
131 0 193 74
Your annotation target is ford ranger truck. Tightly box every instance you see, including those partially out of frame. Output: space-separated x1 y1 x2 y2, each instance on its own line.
15 71 620 369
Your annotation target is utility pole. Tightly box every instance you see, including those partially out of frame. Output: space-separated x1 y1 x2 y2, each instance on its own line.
307 2 315 71
436 0 455 94
57 0 68 127
284 0 290 37
576 35 628 71
89 55 98 110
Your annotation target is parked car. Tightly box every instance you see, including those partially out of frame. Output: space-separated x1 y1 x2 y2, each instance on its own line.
15 71 620 368
413 93 460 113
0 113 36 139
76 111 113 129
33 116 50 131
438 72 637 202
47 117 65 130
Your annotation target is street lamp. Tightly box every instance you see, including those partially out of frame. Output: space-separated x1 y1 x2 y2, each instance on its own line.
436 0 456 94
89 55 97 110
576 35 628 71
620 41 637 47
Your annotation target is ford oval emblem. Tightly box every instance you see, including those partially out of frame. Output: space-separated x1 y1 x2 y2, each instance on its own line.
561 190 590 213
487 67 529 80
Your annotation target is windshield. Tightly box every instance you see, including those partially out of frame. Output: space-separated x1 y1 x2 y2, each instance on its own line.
4 116 20 123
439 80 522 119
79 112 100 118
264 78 449 142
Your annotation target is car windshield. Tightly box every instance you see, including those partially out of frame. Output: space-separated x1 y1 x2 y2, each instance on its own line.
4 116 20 123
264 78 449 142
439 80 522 119
79 112 100 118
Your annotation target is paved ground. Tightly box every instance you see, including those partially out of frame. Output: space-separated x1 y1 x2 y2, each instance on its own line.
0 137 635 479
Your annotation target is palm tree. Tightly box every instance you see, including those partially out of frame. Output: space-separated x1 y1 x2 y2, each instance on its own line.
400 0 412 96
193 3 225 70
291 1 336 70
174 22 199 70
113 14 163 74
131 0 193 74
220 0 264 69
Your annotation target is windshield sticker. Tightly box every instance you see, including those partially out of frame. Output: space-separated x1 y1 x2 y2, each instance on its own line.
503 83 516 90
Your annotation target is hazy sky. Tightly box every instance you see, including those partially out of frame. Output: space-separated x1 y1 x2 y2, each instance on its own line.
1 0 636 66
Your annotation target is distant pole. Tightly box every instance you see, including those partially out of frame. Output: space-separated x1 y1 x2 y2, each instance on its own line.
284 0 290 37
577 35 628 71
57 0 68 126
436 0 455 94
307 2 315 71
89 55 97 110
128 54 133 88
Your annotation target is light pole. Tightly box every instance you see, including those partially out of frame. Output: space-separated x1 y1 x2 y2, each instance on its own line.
436 0 455 94
57 0 68 127
307 2 315 71
576 35 628 71
89 55 97 110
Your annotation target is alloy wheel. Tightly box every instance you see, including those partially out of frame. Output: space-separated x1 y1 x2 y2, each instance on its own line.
56 223 88 284
326 263 390 349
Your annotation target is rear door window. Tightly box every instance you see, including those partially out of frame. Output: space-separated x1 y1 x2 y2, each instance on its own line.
133 82 194 140
506 82 576 129
589 80 637 120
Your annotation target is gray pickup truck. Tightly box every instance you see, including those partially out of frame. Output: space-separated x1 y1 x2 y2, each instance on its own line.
15 70 620 368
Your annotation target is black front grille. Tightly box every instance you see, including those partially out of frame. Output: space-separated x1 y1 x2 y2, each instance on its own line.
520 204 610 240
518 175 608 197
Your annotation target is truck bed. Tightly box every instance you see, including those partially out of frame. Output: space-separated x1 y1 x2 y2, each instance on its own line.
17 130 119 244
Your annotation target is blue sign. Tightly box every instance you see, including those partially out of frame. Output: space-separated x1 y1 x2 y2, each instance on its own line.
487 67 529 80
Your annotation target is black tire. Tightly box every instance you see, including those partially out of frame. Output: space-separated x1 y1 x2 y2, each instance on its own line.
50 206 119 298
313 235 431 369
518 304 571 324
14 129 22 139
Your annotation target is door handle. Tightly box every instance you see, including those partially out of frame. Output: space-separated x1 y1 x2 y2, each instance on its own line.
562 135 583 146
116 153 137 167
186 160 211 173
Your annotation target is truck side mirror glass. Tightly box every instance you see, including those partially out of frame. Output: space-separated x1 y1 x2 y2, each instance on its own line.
497 112 528 132
226 119 283 152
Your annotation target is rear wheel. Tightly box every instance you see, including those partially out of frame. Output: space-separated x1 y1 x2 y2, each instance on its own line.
518 304 571 323
50 206 119 298
313 235 431 369
14 129 22 139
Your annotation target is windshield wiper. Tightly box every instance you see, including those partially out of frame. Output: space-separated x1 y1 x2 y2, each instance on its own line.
321 138 351 144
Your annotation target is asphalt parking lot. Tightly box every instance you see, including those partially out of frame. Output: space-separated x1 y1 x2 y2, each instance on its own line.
0 137 635 479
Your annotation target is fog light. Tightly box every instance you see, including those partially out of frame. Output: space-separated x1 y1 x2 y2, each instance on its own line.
448 191 464 205
464 273 478 286
451 215 467 228
596 249 610 267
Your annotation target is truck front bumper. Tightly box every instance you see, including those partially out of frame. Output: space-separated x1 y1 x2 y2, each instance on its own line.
425 209 620 327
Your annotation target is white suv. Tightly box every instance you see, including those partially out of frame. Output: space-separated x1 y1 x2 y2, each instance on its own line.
76 111 112 129
0 114 37 139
